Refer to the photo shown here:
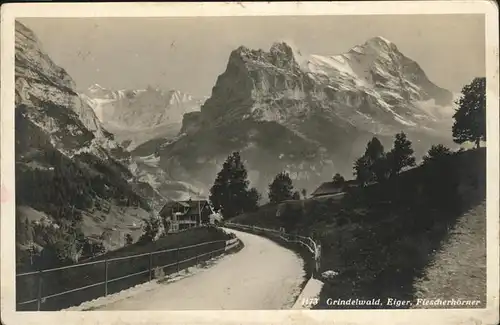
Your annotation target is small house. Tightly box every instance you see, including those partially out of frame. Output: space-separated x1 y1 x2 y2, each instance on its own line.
159 199 214 232
311 180 357 198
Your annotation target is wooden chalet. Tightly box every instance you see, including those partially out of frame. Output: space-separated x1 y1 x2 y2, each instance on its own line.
159 199 214 232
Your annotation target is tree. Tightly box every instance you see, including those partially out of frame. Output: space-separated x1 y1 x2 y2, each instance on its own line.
125 233 134 245
268 172 295 204
372 154 391 182
388 132 416 176
94 242 106 255
422 144 452 164
40 240 72 269
160 214 172 236
138 216 160 244
452 77 486 148
359 137 388 183
332 173 345 187
244 187 261 212
353 156 372 186
81 240 106 257
292 191 301 200
353 136 393 185
209 152 257 219
365 137 385 162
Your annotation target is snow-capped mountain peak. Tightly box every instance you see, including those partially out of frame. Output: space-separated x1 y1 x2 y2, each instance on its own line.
88 83 106 92
82 84 205 150
168 89 194 105
364 36 396 49
150 37 457 199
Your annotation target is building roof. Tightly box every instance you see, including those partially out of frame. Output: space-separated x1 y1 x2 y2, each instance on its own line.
159 199 211 216
183 200 210 215
159 201 187 215
311 180 357 196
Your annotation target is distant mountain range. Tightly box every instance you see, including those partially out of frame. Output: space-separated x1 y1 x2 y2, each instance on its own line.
82 84 205 150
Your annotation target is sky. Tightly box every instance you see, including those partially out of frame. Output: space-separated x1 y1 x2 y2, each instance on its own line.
19 15 485 97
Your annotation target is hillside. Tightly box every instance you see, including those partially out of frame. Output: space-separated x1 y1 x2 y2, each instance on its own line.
412 201 486 308
136 37 458 199
15 21 164 265
233 147 486 308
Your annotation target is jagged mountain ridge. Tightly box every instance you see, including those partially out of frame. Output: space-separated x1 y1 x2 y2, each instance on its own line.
199 37 454 131
83 84 205 150
142 37 457 197
15 21 165 251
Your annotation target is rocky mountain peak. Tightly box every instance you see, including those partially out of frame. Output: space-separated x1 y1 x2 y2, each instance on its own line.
269 41 302 70
194 36 455 137
364 36 398 51
269 41 295 59
16 21 116 150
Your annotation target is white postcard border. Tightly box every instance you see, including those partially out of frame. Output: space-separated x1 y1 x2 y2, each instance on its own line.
1 2 498 325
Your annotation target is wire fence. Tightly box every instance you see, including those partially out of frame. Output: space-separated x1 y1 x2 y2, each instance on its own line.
16 237 241 311
224 222 321 277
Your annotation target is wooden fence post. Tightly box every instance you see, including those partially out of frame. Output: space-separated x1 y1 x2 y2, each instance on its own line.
149 253 153 281
37 270 43 311
176 248 180 273
104 259 108 296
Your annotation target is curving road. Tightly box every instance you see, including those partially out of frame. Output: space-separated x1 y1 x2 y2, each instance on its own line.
92 228 306 310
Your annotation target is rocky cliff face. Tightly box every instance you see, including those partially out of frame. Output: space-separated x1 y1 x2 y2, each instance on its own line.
15 22 119 155
15 21 164 251
83 84 204 150
197 38 453 132
151 37 457 196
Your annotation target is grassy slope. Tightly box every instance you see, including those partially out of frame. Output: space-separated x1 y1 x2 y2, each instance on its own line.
16 204 150 252
412 201 486 308
232 148 486 309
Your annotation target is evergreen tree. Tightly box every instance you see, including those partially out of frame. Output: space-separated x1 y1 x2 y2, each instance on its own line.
138 216 160 244
422 144 452 164
244 187 261 212
365 137 385 162
388 132 416 176
268 172 295 204
209 152 257 218
353 155 372 186
332 173 345 187
372 154 391 182
452 77 486 148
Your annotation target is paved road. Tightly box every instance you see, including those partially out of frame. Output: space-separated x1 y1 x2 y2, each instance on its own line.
92 228 306 310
